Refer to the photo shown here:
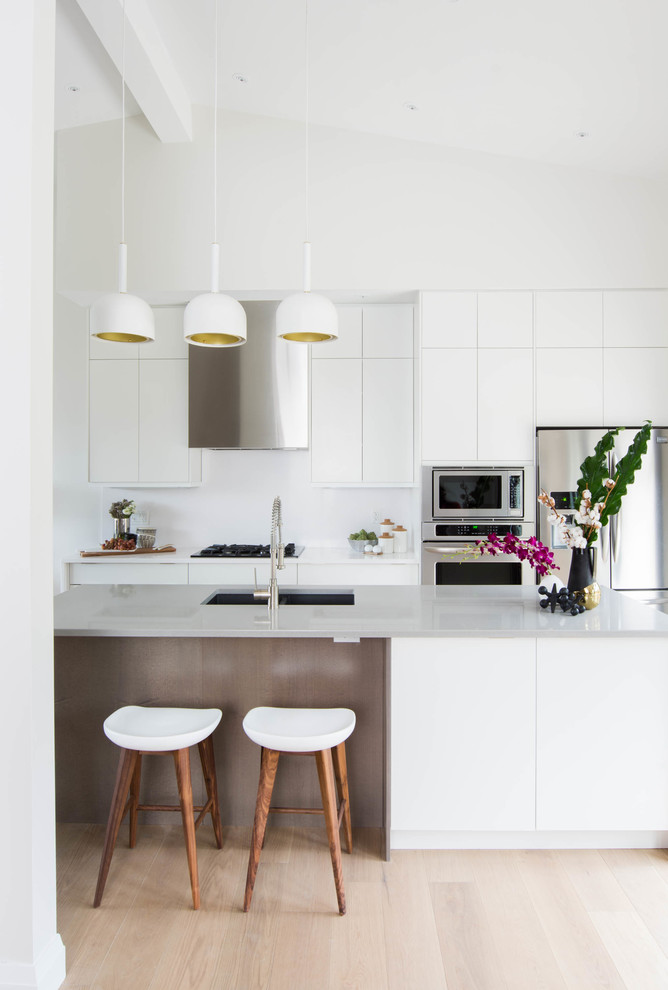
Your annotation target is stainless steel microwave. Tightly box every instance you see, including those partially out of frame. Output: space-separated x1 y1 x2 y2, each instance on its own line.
422 467 524 520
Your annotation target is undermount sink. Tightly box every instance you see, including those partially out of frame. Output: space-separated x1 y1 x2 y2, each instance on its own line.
202 589 355 606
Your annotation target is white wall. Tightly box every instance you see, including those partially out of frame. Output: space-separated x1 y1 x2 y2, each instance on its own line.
55 106 668 298
1 2 66 988
98 452 418 550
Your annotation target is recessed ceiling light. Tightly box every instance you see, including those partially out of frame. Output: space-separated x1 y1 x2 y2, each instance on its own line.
233 74 248 84
575 130 590 139
403 102 419 112
67 85 80 93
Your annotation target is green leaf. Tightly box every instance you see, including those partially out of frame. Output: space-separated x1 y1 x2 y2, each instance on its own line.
576 428 622 508
600 421 652 525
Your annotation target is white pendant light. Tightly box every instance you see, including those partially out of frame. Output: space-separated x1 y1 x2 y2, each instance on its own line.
276 0 337 343
184 0 246 347
90 0 154 344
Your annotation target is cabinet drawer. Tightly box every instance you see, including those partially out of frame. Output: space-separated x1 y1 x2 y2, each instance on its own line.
187 562 299 585
68 563 189 585
298 563 419 586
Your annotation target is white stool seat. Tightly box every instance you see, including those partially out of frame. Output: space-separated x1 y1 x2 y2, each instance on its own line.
242 706 355 753
103 706 222 752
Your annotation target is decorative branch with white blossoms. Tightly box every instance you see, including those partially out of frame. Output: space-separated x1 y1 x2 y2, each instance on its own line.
538 481 615 549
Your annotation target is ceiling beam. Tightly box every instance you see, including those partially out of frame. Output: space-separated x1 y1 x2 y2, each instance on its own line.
75 0 192 143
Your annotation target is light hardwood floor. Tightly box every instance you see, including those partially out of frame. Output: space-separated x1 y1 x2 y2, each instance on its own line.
57 824 668 990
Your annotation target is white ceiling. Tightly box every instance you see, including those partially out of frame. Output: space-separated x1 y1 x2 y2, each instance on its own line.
55 0 668 178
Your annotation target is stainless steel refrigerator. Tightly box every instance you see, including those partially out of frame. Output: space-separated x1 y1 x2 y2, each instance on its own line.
536 426 668 611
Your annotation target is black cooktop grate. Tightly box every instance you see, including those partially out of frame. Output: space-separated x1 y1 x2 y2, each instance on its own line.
191 543 299 558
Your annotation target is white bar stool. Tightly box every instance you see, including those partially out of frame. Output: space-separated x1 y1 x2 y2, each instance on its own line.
242 706 356 915
94 705 223 910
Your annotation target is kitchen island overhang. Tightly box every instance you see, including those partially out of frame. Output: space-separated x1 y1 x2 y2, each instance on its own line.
54 584 668 854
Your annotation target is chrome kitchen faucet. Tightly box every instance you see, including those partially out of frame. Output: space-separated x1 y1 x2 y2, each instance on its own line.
254 496 285 610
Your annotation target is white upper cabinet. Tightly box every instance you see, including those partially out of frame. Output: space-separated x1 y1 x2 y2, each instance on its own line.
312 305 362 358
310 304 415 484
421 348 477 462
362 304 414 357
535 292 603 347
89 359 139 483
362 359 414 482
138 361 191 483
421 292 477 347
536 347 604 427
603 348 668 425
88 305 201 486
603 291 668 347
478 292 533 348
478 348 534 461
139 307 188 359
311 358 363 483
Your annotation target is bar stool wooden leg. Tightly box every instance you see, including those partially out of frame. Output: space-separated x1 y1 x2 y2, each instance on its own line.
316 747 346 915
128 754 142 849
94 747 138 907
173 747 200 910
332 741 353 855
244 747 280 912
198 735 223 849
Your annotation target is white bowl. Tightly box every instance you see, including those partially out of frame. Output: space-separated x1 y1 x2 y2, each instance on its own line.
348 538 377 552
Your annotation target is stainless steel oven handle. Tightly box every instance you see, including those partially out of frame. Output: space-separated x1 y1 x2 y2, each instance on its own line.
423 544 468 555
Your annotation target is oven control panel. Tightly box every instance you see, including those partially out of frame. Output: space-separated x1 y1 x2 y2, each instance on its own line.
432 523 524 538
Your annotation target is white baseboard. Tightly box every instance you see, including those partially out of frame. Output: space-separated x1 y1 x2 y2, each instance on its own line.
390 829 668 850
0 934 66 990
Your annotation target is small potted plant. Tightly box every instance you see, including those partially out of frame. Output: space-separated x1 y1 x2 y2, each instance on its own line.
108 499 136 541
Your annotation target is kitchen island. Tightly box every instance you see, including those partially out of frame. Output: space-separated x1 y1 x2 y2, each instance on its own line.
54 584 668 854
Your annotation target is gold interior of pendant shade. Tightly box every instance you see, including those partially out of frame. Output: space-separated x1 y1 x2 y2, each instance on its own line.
187 332 244 345
281 331 335 342
95 331 151 343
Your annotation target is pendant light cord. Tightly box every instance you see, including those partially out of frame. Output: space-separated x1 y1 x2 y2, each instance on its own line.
121 0 126 246
213 0 219 246
304 0 309 244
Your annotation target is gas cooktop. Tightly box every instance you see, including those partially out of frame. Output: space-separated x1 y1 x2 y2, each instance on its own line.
191 543 303 558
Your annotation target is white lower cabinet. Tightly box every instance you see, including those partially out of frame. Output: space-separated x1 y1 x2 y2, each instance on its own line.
536 638 668 830
297 563 418 586
187 562 299 586
68 563 189 585
391 638 536 831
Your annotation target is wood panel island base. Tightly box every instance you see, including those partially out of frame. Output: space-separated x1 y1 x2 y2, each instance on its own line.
55 636 388 846
53 583 668 853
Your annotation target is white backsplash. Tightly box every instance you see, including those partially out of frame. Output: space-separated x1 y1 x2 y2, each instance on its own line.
100 449 419 551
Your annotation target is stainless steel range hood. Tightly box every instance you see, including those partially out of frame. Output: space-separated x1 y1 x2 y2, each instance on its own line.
188 301 308 449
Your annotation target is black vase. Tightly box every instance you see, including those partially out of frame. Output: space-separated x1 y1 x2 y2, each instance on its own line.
567 547 595 592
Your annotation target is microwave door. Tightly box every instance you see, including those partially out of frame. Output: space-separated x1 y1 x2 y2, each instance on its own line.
434 472 505 517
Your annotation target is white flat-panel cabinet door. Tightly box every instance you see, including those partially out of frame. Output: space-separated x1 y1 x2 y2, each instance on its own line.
363 305 414 357
421 349 477 462
363 359 413 482
311 359 362 482
603 291 668 347
89 359 139 482
313 305 362 358
478 348 534 461
537 638 668 830
139 360 190 483
536 348 604 427
603 348 668 425
391 638 536 831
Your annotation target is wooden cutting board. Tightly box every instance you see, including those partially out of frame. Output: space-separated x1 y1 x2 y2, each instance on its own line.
78 545 177 558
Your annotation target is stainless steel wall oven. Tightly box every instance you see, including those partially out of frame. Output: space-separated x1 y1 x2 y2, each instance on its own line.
421 466 534 586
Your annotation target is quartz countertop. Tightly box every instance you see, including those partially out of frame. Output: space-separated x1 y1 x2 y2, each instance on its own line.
53 583 668 639
64 546 419 565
